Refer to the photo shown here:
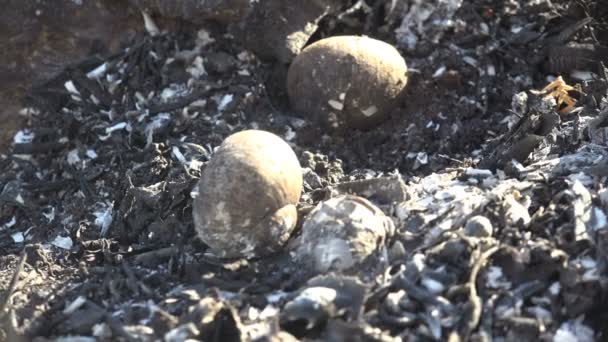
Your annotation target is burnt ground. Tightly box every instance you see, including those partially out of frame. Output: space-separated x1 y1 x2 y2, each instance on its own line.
1 0 608 341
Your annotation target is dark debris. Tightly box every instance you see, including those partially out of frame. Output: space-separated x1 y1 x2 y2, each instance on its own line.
1 0 608 341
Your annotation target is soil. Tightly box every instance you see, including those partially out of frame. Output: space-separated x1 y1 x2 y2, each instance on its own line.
1 0 608 341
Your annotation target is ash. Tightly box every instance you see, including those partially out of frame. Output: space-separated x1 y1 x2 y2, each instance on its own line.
1 0 608 341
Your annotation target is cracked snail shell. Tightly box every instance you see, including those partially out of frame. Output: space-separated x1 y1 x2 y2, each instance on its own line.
295 195 395 274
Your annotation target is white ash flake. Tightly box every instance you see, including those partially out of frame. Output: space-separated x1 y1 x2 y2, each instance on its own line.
190 187 200 199
503 192 531 226
19 107 40 116
486 266 512 289
266 291 289 304
411 253 426 272
511 25 523 34
432 65 447 78
553 318 594 342
11 232 24 243
93 202 114 237
237 51 253 62
13 129 35 144
571 180 592 241
575 256 600 282
328 99 344 111
67 149 81 165
549 282 561 296
86 62 107 79
171 146 203 171
90 94 100 105
187 56 206 78
284 126 296 141
386 290 406 308
416 152 428 165
64 80 80 95
134 91 146 105
161 85 189 102
578 256 597 269
237 69 251 76
99 122 129 140
421 277 445 294
361 105 378 117
189 99 207 108
149 52 160 62
479 22 489 35
2 216 16 229
141 10 160 36
145 113 171 147
51 235 73 250
92 323 112 339
487 64 496 76
217 94 234 111
248 305 278 321
172 146 187 164
86 149 98 159
42 207 55 222
462 56 478 67
63 296 87 315
570 70 595 81
588 206 607 231
196 29 215 47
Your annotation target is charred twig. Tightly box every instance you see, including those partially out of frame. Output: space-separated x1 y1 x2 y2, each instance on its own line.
121 261 141 296
132 246 178 267
23 165 104 193
12 142 66 155
460 245 500 340
377 302 418 328
64 164 96 201
477 292 501 342
553 17 594 45
0 250 28 317
393 274 450 309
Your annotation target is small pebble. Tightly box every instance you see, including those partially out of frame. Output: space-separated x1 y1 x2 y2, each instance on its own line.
464 215 494 237
204 51 237 74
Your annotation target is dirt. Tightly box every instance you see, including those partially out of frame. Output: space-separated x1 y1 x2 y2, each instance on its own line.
1 0 608 340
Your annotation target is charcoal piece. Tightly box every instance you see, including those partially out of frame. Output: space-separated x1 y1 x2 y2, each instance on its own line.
333 175 408 204
231 0 345 63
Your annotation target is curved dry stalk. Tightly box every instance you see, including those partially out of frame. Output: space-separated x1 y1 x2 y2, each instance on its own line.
461 245 500 340
0 250 27 317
